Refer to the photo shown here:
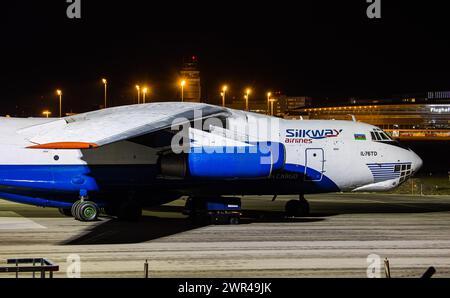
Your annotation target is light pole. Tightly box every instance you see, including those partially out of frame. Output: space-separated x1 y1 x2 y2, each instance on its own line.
270 98 276 116
244 88 251 111
56 89 62 118
180 80 186 102
135 85 140 104
221 85 228 107
102 78 107 108
267 92 272 115
42 111 51 118
142 87 148 103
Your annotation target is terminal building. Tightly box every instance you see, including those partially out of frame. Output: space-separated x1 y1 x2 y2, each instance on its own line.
289 91 450 140
229 93 309 116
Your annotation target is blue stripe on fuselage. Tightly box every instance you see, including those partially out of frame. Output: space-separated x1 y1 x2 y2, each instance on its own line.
282 164 340 193
0 164 159 208
0 164 161 193
0 191 73 208
0 165 99 192
0 163 340 194
0 163 340 207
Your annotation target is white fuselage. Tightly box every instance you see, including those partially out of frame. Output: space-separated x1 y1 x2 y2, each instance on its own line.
0 106 422 207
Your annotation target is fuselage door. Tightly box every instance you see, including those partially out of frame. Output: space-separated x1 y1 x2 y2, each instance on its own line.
305 148 324 181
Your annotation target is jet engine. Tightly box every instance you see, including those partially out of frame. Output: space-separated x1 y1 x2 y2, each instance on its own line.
159 142 285 179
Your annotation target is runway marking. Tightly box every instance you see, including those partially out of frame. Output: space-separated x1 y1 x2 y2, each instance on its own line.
0 211 46 230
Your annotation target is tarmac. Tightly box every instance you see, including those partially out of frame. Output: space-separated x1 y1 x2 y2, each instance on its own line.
1 193 450 278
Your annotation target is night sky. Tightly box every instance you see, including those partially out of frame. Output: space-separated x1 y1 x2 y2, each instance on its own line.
2 1 450 116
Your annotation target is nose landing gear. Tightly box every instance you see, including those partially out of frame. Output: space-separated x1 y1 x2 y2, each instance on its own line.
285 194 310 217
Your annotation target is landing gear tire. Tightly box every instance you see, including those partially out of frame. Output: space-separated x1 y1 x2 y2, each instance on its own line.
117 200 142 221
229 216 240 225
58 208 73 217
78 202 99 221
285 199 310 217
72 200 99 222
71 200 82 218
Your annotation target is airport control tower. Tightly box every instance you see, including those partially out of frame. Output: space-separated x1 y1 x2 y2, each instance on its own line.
179 56 201 102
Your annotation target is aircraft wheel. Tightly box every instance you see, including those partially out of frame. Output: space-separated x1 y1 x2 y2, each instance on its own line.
58 208 73 217
71 200 82 218
285 199 310 217
229 216 240 225
76 201 99 222
300 200 310 216
117 200 142 221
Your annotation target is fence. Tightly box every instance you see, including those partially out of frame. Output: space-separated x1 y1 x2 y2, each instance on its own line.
0 258 59 278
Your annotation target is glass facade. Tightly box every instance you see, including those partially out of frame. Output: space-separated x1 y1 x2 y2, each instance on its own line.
297 104 450 140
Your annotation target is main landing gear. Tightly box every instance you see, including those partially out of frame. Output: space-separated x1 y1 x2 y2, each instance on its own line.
61 191 142 222
285 194 310 217
70 190 99 222
71 200 99 221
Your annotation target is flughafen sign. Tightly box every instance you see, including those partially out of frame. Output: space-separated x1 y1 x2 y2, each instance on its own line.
430 106 450 113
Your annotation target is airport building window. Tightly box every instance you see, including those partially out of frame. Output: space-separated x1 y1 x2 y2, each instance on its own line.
297 102 450 140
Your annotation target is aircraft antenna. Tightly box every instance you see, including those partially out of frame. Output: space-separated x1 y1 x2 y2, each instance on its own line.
347 114 357 122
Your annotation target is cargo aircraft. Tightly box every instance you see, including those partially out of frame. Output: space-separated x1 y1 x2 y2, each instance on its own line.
0 102 422 221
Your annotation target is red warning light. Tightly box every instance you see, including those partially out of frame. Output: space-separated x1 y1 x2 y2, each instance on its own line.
192 56 196 61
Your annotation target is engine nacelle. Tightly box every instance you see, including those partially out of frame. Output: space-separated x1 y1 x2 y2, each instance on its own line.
159 153 187 177
159 142 285 179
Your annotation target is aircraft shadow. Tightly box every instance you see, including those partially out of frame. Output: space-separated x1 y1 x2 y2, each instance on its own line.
61 200 450 245
61 210 325 245
61 216 206 245
151 197 450 216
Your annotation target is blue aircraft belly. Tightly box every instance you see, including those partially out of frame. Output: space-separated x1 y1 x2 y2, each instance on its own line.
0 163 339 207
0 164 159 192
0 164 161 207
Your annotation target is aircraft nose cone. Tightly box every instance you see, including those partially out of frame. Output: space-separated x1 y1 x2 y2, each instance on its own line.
412 151 423 173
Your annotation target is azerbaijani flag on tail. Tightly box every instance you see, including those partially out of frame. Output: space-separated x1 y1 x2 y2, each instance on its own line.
354 134 366 140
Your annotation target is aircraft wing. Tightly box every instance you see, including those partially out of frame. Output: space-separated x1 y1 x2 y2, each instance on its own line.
18 102 228 149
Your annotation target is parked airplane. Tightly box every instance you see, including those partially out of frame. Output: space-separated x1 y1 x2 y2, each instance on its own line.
0 102 422 221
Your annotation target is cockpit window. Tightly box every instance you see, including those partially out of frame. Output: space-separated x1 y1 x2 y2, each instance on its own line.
374 132 382 141
369 128 411 150
370 128 392 141
380 132 389 140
